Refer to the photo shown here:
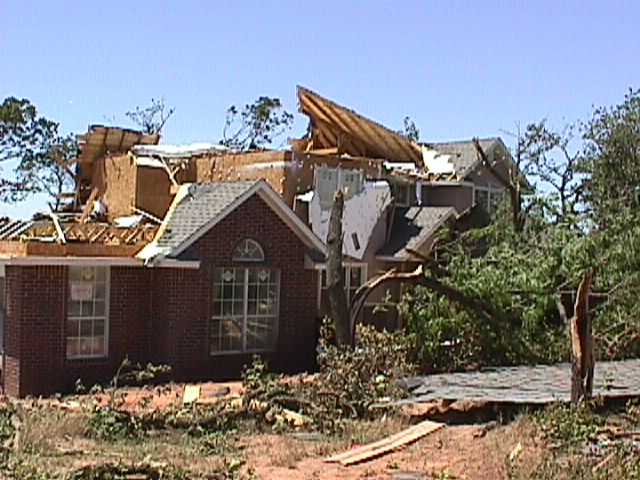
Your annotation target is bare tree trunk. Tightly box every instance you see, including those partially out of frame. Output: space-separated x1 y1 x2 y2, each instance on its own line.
569 267 596 404
326 190 351 348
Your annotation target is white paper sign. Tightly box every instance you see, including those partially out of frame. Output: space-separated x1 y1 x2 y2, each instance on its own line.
70 282 93 301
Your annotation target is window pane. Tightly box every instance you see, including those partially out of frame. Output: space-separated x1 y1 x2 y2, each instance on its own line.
92 336 106 356
94 319 105 336
95 301 106 317
79 337 92 356
68 301 81 317
67 319 80 337
80 320 93 337
66 338 79 357
94 282 106 300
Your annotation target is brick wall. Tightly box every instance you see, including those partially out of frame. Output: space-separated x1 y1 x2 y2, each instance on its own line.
3 193 318 396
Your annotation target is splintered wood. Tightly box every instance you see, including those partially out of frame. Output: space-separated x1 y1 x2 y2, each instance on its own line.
326 419 444 466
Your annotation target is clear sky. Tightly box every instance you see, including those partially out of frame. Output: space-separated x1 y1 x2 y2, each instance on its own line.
1 0 638 218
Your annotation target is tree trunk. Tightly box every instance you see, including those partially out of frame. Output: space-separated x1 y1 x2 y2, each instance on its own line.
569 267 596 404
326 190 352 348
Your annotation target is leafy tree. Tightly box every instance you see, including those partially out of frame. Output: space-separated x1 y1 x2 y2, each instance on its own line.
401 116 420 142
400 90 640 373
0 97 77 210
125 97 175 135
580 88 640 228
221 96 294 151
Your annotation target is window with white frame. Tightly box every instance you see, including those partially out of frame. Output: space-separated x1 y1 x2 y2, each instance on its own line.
314 166 364 209
319 264 367 307
67 266 109 359
211 240 279 354
392 181 414 207
474 185 505 216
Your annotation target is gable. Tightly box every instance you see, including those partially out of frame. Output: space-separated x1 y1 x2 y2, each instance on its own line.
137 180 325 265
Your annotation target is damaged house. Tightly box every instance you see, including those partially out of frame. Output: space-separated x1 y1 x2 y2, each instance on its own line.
0 87 522 397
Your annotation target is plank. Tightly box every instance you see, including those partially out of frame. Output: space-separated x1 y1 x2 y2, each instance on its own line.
326 419 444 465
183 385 201 404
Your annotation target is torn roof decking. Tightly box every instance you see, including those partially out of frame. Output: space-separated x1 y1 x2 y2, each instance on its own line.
297 86 423 165
0 218 158 257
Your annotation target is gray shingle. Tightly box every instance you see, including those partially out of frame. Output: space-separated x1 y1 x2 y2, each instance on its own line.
378 206 456 259
430 138 498 178
157 181 259 255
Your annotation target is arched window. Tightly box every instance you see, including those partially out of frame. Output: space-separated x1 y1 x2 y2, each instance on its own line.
232 239 264 262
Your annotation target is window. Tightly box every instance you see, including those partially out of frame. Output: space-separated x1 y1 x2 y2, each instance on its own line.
314 166 364 209
319 264 367 306
474 185 505 216
211 240 279 354
232 239 264 262
392 181 413 207
67 266 109 359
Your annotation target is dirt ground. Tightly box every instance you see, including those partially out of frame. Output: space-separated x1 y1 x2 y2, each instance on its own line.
0 382 545 480
244 419 541 480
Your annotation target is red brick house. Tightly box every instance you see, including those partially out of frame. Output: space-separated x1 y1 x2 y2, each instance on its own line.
0 180 325 397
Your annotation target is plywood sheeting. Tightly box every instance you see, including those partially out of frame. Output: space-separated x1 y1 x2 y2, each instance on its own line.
103 154 137 221
326 419 444 465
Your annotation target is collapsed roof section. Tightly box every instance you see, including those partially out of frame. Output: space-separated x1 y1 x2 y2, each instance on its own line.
77 125 160 166
377 206 456 261
0 216 158 258
295 86 423 165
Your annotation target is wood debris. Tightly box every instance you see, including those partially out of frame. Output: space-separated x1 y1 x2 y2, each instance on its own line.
326 419 444 465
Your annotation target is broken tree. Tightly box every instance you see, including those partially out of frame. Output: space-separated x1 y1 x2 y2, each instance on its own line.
569 267 596 404
326 189 352 348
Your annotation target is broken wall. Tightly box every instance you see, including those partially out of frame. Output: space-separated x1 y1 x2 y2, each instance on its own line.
102 153 137 221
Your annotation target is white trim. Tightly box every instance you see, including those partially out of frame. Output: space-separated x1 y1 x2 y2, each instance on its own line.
170 180 326 259
0 255 200 269
316 263 368 311
66 266 110 360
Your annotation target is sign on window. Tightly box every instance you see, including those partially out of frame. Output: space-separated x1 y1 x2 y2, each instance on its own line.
70 282 94 301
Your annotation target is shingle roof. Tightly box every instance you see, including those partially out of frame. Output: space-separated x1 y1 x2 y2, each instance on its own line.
430 138 498 178
157 181 259 255
378 206 456 259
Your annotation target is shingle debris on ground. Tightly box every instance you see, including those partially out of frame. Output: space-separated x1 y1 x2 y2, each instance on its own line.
400 359 640 404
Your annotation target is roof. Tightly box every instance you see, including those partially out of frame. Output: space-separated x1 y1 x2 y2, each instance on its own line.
377 206 456 260
77 125 159 165
297 86 423 164
429 138 499 179
139 180 326 263
307 181 392 260
156 181 258 253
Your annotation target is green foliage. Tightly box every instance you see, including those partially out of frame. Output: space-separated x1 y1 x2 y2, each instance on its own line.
86 407 146 441
241 324 414 433
222 96 294 150
581 88 640 227
0 96 77 209
534 402 603 447
401 89 640 373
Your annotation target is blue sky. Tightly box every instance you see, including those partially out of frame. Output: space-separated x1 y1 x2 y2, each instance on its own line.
1 0 638 218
